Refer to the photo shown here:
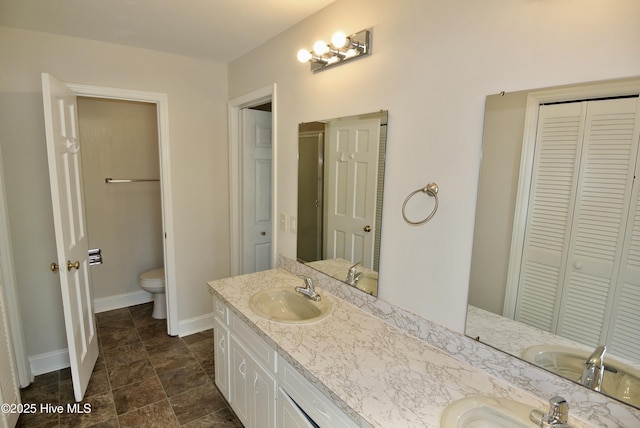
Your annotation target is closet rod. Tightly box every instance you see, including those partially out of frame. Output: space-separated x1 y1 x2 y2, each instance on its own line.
105 178 160 184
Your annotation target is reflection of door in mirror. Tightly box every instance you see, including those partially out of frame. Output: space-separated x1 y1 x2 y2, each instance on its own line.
513 97 640 361
325 118 380 270
297 110 387 298
242 107 273 274
297 123 325 263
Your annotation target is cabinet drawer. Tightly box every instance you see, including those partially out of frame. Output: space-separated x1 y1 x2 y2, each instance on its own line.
230 312 276 371
213 295 228 324
278 357 362 428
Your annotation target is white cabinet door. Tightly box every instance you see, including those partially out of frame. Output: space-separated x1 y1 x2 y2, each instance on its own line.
230 334 277 428
230 336 251 426
250 360 277 428
213 319 230 401
277 388 316 428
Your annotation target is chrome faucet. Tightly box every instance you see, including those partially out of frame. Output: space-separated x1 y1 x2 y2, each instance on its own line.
530 396 572 427
579 345 607 391
345 262 363 286
295 276 321 301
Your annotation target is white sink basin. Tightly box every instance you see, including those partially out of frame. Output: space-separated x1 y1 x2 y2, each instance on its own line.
249 287 332 324
441 396 537 427
521 345 640 407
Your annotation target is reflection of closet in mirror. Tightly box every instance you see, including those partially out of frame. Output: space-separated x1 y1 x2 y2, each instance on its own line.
512 96 640 360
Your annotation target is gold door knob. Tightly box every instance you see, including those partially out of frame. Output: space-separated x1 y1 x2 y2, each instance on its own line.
50 262 59 272
67 260 80 271
364 225 372 232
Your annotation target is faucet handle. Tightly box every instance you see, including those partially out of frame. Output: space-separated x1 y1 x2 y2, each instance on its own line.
296 275 313 289
548 396 569 424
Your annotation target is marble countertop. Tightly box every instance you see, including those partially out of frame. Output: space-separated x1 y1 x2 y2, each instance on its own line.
466 305 640 372
208 268 552 428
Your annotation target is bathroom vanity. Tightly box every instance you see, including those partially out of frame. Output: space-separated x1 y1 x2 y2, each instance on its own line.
207 267 612 427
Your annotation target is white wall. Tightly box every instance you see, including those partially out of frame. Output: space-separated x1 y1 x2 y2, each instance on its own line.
78 98 163 301
228 0 640 331
0 27 229 357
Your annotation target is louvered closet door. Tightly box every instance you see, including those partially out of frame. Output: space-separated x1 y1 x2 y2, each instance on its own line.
604 98 640 360
557 97 640 347
515 102 586 331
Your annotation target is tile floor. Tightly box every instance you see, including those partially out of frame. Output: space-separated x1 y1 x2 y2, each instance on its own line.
17 302 243 427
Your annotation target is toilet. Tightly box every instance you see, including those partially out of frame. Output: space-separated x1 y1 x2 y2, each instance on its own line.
139 268 166 319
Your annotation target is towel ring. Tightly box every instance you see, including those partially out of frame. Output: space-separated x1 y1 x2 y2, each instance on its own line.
402 182 439 225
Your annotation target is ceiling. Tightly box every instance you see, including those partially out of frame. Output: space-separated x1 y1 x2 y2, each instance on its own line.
0 0 336 62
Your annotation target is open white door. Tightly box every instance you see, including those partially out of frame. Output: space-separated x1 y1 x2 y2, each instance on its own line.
41 73 98 402
325 117 380 269
242 109 273 273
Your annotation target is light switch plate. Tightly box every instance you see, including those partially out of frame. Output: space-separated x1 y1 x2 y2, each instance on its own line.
279 213 287 231
290 216 297 233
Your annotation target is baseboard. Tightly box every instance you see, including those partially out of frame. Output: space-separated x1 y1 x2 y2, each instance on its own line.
28 348 70 376
93 290 153 313
178 312 215 337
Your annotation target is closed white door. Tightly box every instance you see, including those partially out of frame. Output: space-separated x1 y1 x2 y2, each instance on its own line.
242 109 273 274
515 96 640 356
325 118 380 269
41 73 98 402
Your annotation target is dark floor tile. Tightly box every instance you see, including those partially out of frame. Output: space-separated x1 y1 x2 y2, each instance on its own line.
59 391 117 428
30 371 60 388
107 358 156 389
128 302 153 317
187 338 214 366
102 340 147 368
182 330 213 345
118 399 179 427
142 335 186 355
17 411 59 428
182 407 243 428
20 382 59 406
157 362 209 397
168 383 227 425
20 302 243 428
137 320 169 341
99 327 140 350
112 377 167 415
96 308 132 326
59 367 72 381
148 346 198 375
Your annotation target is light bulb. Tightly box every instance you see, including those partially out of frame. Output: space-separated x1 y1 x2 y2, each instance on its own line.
313 40 329 56
331 32 348 49
297 49 312 63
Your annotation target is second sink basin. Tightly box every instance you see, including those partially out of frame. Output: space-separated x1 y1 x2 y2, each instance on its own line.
440 396 537 427
521 345 640 407
249 287 332 324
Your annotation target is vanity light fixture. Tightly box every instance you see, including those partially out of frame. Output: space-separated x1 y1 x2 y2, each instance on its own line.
297 29 371 72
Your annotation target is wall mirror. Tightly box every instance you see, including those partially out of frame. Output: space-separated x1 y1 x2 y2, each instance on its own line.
297 110 388 297
467 77 640 408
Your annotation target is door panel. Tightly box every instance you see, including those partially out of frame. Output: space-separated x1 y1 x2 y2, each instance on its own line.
41 73 98 402
242 109 273 274
325 118 380 269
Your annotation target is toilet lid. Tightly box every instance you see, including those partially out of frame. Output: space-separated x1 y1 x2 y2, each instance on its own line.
140 268 164 281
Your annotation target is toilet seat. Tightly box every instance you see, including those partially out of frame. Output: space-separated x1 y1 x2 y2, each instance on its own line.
139 267 166 319
139 268 165 292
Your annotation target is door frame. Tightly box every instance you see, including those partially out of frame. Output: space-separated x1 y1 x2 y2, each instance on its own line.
503 78 640 318
0 142 31 387
228 85 277 276
66 82 178 335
